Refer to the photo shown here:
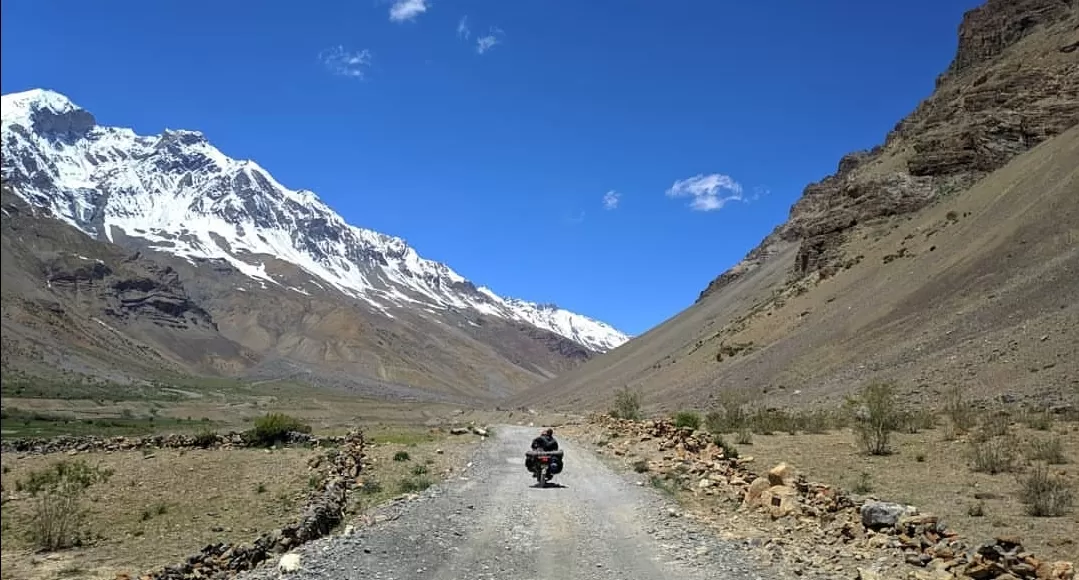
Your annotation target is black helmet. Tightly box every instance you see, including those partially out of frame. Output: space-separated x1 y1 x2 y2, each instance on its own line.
543 428 554 437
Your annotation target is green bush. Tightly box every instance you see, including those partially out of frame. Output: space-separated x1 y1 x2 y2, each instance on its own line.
611 386 642 420
398 476 432 493
712 434 739 459
393 451 411 462
245 413 311 447
673 411 702 430
845 381 902 456
192 429 218 448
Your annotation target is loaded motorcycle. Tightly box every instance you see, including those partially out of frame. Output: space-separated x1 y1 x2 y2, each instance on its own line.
525 449 564 486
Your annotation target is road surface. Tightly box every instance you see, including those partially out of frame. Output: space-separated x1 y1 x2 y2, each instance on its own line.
239 425 774 580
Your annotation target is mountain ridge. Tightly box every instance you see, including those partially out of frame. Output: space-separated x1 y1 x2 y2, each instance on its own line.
512 0 1079 413
1 87 630 354
697 0 1078 305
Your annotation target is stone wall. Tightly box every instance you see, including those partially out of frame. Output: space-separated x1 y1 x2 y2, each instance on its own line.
0 430 325 455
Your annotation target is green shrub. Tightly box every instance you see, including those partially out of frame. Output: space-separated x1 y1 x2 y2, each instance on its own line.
673 411 701 430
712 434 739 459
398 476 432 493
845 381 902 456
245 413 311 447
393 451 411 462
192 429 218 448
611 386 642 420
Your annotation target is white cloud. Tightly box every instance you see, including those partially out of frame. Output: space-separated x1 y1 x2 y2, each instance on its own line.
476 27 504 54
665 173 744 212
319 46 373 78
602 190 621 210
457 16 471 39
389 0 429 22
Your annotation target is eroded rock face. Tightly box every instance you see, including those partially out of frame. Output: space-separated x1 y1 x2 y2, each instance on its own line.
699 0 1079 299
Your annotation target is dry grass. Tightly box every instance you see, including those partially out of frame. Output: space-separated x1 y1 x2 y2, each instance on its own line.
735 421 1079 562
1 447 318 580
344 425 483 521
0 423 487 580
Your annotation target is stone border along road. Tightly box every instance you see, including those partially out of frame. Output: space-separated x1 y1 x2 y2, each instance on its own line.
236 425 777 580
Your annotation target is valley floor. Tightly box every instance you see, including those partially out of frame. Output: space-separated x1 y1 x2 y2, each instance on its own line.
235 425 775 580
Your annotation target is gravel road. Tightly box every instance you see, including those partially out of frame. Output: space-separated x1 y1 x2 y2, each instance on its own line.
238 425 776 580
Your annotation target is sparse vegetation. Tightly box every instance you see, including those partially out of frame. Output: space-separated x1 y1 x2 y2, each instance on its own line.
967 501 986 517
1028 436 1068 465
1023 411 1054 431
845 381 902 456
673 411 702 430
943 386 977 435
969 433 1020 474
853 471 873 494
704 390 751 434
393 450 411 462
632 459 650 473
1019 465 1074 517
18 459 113 550
611 386 642 420
245 412 312 447
711 434 739 459
736 427 753 445
398 476 433 493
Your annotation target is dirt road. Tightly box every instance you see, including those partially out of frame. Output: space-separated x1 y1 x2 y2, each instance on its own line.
239 425 773 580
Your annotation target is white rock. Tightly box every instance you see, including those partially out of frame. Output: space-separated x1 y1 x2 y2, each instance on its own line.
278 553 301 572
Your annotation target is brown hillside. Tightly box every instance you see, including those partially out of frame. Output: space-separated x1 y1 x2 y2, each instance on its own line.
512 0 1079 413
1 189 597 405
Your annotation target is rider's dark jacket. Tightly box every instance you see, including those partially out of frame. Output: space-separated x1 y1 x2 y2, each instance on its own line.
530 434 559 452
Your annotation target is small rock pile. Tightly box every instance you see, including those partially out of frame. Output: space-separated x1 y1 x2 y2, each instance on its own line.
119 430 366 580
585 414 1075 580
1 430 332 455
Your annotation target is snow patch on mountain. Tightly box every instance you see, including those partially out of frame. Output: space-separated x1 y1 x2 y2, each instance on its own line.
1 88 630 352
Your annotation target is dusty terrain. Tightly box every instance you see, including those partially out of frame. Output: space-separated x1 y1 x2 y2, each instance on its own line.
513 0 1079 413
234 425 777 580
0 424 483 580
559 413 1077 580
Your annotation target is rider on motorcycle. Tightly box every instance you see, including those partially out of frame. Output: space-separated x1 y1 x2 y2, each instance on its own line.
531 428 558 452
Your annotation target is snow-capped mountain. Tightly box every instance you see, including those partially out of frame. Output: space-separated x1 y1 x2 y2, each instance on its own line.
1 88 629 352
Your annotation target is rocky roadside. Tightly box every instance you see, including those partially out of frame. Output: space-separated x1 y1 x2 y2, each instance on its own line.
564 415 1076 580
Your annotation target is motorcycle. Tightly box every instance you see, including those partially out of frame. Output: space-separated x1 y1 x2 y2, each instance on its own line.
525 449 564 486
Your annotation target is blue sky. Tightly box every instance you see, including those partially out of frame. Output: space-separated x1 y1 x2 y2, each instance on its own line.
0 0 982 336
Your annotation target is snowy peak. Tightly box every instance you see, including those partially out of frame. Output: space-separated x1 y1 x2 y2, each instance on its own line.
2 88 95 136
1 88 631 353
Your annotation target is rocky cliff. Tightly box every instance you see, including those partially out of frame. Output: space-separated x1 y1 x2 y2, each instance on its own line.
700 0 1078 301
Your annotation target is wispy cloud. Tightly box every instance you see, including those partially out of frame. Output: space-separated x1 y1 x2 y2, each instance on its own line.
457 16 471 39
603 190 621 210
319 46 373 78
665 173 744 212
389 0 428 22
476 27 504 54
